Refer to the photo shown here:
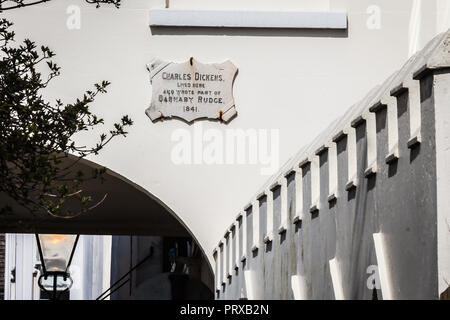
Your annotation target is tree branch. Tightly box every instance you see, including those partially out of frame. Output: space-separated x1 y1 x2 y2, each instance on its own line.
0 0 121 11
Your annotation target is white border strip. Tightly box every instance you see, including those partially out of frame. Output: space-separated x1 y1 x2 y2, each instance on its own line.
243 270 255 300
329 258 345 300
149 9 348 29
291 275 307 300
373 233 394 300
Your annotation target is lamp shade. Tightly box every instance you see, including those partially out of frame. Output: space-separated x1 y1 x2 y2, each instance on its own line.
38 234 78 273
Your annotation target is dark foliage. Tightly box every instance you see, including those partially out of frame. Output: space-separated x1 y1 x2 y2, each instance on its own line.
0 19 132 219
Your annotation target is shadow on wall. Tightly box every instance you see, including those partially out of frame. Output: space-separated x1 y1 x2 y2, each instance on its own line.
441 287 450 300
150 27 349 38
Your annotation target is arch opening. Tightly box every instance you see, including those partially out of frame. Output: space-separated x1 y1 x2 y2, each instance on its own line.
0 157 214 300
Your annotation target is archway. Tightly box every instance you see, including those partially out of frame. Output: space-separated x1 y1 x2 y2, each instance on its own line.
0 157 214 299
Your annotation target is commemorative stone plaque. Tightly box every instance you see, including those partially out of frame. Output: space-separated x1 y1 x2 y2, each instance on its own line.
146 57 238 123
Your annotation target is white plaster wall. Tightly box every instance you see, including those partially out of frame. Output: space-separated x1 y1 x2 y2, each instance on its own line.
3 234 40 300
167 0 332 11
70 235 112 300
2 0 448 263
433 72 450 297
437 0 450 33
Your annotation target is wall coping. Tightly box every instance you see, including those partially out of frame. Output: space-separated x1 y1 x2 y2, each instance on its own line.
149 9 348 29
